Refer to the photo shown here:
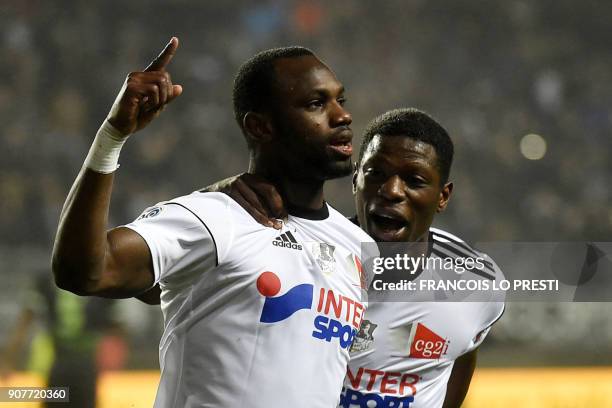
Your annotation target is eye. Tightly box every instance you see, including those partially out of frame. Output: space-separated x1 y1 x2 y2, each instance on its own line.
364 167 385 181
337 97 347 106
307 99 324 109
405 176 427 188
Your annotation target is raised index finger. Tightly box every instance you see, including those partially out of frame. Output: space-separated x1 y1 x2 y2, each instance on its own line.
144 37 179 72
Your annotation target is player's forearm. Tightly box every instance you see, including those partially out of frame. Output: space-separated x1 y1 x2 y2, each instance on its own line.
53 38 181 297
52 168 115 294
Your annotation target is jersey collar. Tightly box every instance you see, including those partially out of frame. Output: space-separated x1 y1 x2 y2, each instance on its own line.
287 202 329 220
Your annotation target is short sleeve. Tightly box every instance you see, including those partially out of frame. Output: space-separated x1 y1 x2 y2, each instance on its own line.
466 256 506 351
467 302 505 351
124 194 232 286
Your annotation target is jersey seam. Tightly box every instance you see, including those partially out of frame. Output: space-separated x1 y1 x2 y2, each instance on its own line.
221 194 235 264
165 202 220 267
489 302 506 327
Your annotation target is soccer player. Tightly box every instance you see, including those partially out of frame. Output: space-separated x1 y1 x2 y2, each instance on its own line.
341 108 504 408
52 38 373 407
219 108 505 407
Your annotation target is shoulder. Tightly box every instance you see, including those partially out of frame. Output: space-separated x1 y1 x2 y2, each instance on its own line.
128 192 240 267
431 226 506 321
430 227 465 245
132 192 231 222
165 191 232 215
172 191 272 228
130 192 237 238
430 227 502 281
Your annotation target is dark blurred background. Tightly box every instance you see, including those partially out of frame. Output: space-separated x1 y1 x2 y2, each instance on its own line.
1 0 611 392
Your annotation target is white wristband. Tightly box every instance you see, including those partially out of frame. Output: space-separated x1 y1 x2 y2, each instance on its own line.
84 120 128 174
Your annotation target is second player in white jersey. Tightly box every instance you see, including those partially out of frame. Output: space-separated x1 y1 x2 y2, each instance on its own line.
339 228 505 408
127 192 373 408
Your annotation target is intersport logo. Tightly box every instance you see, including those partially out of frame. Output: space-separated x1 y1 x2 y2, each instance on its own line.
256 271 365 349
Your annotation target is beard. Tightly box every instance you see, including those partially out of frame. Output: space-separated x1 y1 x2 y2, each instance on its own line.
276 142 353 182
272 120 353 182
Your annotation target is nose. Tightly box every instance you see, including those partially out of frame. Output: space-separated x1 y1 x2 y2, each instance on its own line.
331 101 352 128
378 175 407 202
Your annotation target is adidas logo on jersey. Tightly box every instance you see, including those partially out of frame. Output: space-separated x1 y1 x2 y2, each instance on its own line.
272 231 303 250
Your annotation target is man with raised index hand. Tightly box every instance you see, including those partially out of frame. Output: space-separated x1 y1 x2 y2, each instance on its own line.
221 108 505 408
52 38 373 407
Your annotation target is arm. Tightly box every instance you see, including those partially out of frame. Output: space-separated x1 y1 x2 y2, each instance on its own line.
442 349 478 408
52 38 183 298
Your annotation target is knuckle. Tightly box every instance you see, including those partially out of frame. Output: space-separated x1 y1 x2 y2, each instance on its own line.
229 188 242 198
125 83 141 94
273 200 284 210
236 196 248 207
262 184 276 193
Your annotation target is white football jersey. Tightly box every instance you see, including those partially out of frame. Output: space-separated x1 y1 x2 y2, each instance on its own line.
340 228 505 408
125 192 374 408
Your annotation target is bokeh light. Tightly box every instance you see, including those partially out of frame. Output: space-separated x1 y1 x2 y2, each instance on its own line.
520 133 547 160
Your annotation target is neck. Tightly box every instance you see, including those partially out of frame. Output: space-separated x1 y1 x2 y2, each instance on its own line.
249 157 325 210
377 232 432 284
408 231 431 257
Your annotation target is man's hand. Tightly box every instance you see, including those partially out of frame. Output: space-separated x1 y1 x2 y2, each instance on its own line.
52 39 183 297
107 37 183 136
203 173 286 229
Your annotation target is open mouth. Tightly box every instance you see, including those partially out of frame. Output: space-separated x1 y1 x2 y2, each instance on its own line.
370 213 407 230
368 210 409 241
328 141 352 157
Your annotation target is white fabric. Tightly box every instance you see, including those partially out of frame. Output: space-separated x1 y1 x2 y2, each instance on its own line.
125 192 374 408
84 120 127 173
339 227 505 408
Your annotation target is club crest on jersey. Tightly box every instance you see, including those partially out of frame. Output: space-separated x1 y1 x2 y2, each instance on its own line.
350 319 378 353
137 206 163 220
272 231 303 250
308 242 336 275
407 323 449 359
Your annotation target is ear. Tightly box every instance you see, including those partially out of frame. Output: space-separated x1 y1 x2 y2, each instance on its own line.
243 112 274 144
352 162 359 194
436 182 453 213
